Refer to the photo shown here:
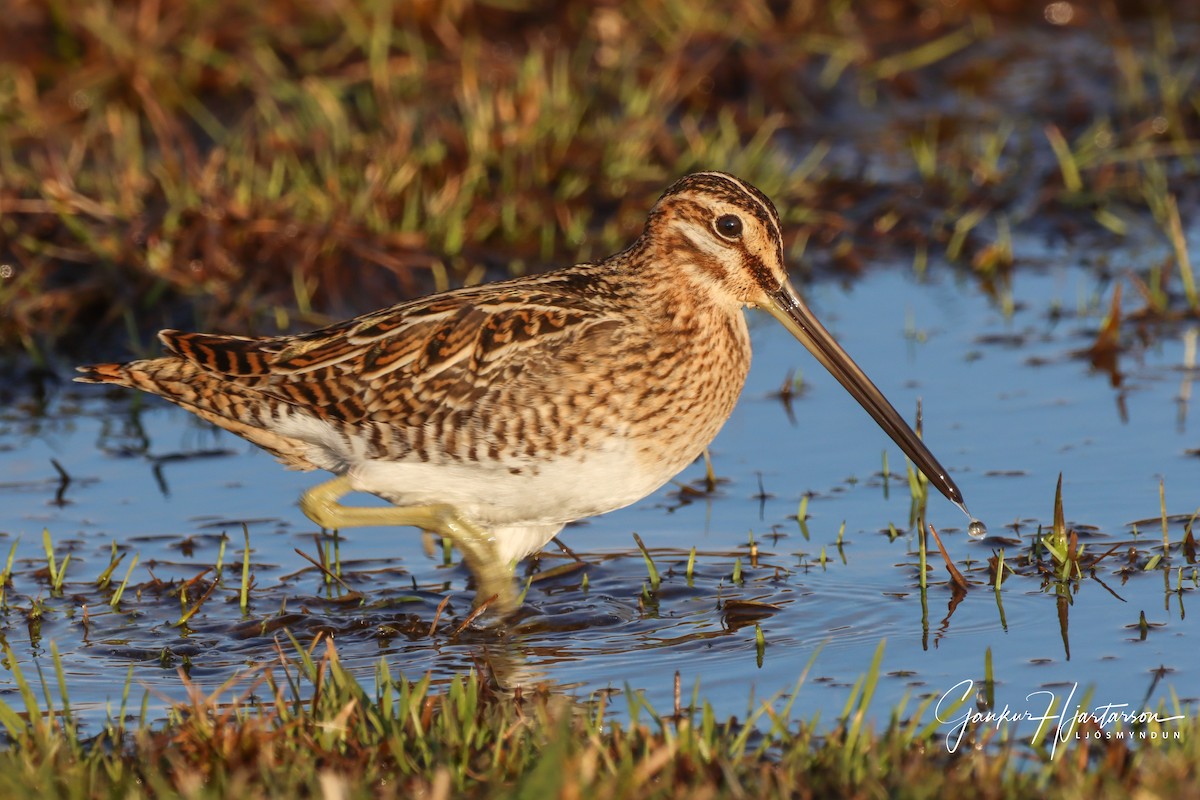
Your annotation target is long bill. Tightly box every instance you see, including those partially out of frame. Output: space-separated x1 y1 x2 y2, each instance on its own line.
762 279 969 516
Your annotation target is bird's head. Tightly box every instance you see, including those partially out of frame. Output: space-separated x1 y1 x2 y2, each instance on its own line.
643 171 968 514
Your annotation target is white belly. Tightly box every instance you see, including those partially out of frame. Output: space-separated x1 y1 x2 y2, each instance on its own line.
348 444 662 529
275 409 682 527
272 399 706 563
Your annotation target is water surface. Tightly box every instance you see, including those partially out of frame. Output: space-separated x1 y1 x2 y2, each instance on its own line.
2 245 1197 746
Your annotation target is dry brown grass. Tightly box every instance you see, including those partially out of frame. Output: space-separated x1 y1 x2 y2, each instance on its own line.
2 0 1198 364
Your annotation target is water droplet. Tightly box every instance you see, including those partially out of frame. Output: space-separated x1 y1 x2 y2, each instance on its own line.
968 519 988 539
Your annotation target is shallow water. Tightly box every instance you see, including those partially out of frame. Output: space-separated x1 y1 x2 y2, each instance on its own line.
2 241 1197 748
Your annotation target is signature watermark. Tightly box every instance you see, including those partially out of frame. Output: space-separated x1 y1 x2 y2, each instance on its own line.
935 680 1186 758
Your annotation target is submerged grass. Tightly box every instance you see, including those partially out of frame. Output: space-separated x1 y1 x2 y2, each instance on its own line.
0 412 1196 792
0 636 1195 799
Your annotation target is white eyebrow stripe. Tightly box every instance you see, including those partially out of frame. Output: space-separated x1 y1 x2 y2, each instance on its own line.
675 218 729 257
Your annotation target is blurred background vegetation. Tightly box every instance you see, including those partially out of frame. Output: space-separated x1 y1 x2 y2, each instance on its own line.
1 0 1198 367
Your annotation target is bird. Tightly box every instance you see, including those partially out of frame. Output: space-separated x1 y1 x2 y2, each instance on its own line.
77 172 973 617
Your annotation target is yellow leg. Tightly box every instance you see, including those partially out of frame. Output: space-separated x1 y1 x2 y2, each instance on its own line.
299 475 518 617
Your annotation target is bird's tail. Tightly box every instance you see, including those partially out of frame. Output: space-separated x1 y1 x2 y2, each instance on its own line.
74 362 134 386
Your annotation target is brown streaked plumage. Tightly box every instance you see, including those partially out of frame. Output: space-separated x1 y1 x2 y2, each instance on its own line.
77 172 972 616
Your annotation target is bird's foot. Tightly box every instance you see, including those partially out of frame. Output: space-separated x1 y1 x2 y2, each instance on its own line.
299 475 521 620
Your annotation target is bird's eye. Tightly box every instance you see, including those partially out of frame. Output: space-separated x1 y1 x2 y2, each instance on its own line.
715 214 743 239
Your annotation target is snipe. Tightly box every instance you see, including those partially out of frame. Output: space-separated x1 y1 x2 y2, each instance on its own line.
78 172 973 616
